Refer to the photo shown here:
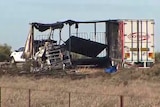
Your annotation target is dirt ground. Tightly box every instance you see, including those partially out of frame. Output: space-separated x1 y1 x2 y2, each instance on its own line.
0 63 160 107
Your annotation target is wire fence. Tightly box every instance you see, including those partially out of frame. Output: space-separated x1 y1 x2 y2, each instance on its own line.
0 86 160 107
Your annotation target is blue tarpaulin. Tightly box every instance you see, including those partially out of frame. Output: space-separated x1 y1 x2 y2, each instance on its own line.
104 65 118 73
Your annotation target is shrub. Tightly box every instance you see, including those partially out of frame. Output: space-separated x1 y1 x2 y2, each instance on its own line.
155 52 160 63
0 44 12 62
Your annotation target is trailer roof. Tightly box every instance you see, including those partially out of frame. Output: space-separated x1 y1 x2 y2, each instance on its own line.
31 19 154 32
31 20 119 32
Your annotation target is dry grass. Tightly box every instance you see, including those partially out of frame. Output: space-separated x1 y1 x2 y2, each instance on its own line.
0 63 160 107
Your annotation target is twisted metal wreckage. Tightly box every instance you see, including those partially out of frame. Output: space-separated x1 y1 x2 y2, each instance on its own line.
22 20 118 71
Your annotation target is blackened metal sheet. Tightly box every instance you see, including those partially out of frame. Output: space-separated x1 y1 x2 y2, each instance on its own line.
71 57 112 67
65 36 107 57
31 22 64 32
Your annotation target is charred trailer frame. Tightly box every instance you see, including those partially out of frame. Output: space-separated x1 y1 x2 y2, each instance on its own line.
23 20 113 69
63 20 113 67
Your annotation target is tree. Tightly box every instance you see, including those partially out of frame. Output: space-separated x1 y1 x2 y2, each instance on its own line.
0 44 12 62
155 52 160 63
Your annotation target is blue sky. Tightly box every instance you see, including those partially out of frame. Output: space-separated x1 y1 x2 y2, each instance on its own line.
0 0 160 51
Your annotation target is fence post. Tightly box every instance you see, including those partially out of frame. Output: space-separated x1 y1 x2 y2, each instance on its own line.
120 95 124 107
29 89 31 107
0 87 1 107
69 92 71 107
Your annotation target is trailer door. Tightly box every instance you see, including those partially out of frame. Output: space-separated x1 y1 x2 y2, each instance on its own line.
123 20 154 66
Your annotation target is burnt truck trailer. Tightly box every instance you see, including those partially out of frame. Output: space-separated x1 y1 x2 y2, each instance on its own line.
107 19 155 67
23 19 155 70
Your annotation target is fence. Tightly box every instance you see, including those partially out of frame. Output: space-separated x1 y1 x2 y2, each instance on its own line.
0 86 159 107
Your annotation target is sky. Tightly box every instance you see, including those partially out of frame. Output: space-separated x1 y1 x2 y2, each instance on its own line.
0 0 160 51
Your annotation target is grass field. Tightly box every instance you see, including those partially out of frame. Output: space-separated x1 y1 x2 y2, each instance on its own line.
0 64 160 107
